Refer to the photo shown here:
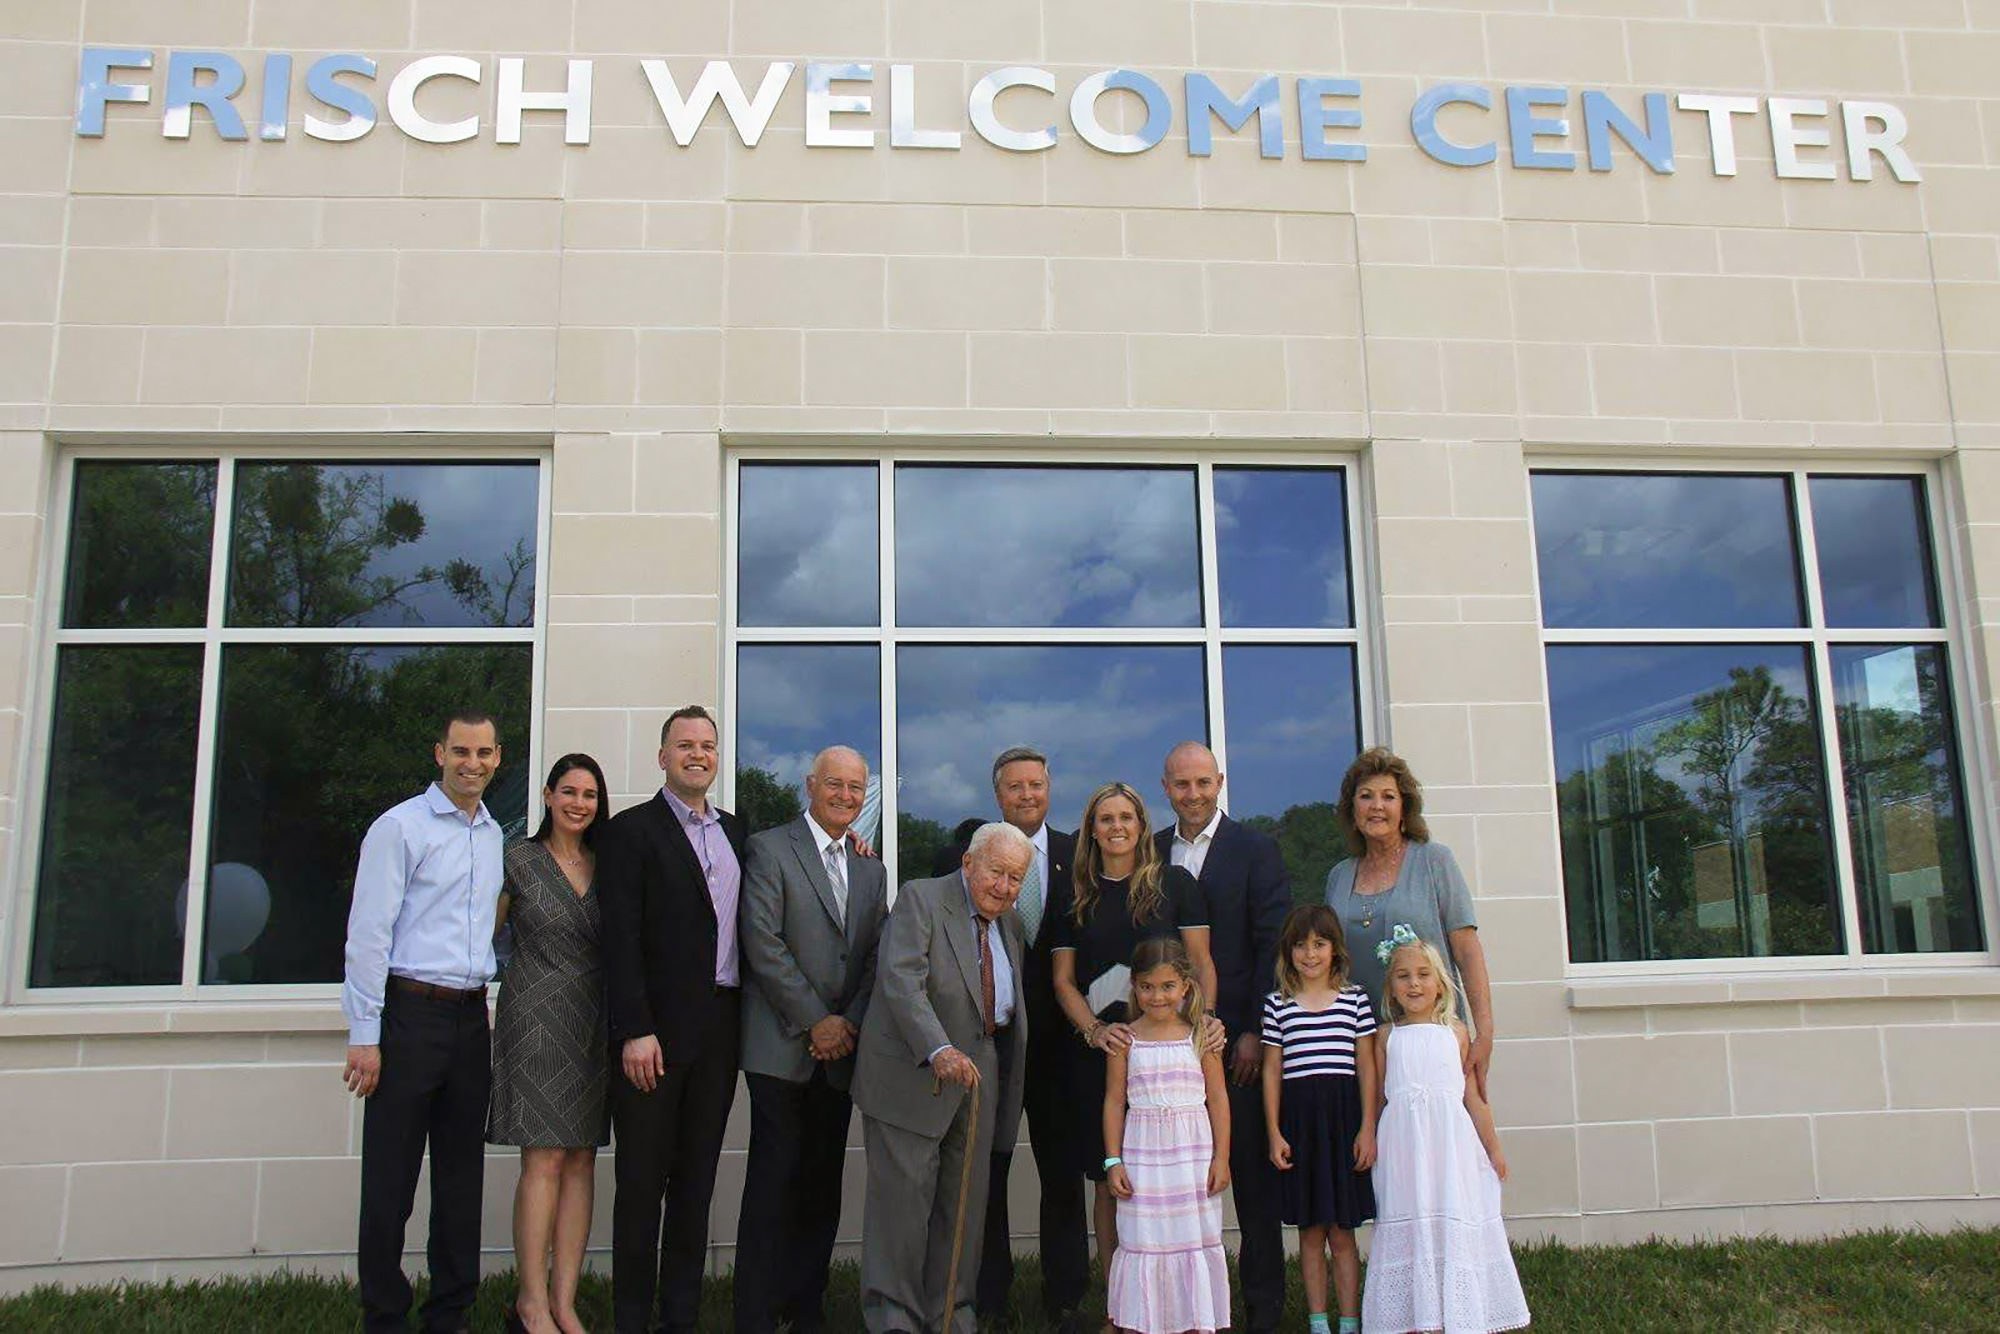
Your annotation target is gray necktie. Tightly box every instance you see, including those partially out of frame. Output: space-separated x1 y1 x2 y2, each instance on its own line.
824 839 849 923
1018 854 1044 946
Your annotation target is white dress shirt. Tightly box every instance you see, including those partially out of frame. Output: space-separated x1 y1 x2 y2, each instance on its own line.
1026 821 1050 895
342 783 505 1045
925 872 1018 1065
1170 809 1224 880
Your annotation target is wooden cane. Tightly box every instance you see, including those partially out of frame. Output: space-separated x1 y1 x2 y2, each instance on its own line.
936 1071 982 1334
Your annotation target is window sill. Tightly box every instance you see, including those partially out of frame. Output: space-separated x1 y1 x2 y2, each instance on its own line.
1566 969 2000 1010
0 1002 350 1038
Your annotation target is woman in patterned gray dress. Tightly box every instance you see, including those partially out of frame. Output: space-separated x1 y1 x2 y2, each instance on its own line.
489 753 611 1334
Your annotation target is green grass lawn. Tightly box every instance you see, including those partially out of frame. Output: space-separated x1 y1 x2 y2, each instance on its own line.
3 1230 1997 1332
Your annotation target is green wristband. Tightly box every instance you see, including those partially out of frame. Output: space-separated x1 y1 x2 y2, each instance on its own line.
1103 1156 1122 1170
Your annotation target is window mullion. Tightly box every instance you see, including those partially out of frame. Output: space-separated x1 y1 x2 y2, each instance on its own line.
525 455 553 831
1196 462 1228 788
720 456 740 812
179 458 238 993
1810 639 1868 965
1791 468 1830 633
1349 462 1381 747
878 461 899 889
1792 468 1864 964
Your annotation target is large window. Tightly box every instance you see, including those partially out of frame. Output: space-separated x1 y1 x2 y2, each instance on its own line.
1532 468 1986 969
729 455 1366 898
23 453 545 993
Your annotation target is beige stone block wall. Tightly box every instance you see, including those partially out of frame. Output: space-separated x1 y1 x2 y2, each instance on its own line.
1 0 2000 1285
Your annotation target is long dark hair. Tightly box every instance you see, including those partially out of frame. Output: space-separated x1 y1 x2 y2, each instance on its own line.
532 752 611 845
1274 903 1351 997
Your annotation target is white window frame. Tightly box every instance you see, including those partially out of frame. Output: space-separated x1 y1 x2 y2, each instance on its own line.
721 444 1378 891
5 442 552 1006
1527 454 2000 979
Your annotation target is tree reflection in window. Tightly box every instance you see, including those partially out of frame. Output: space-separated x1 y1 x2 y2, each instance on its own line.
1832 645 1981 954
227 462 538 629
1553 648 1843 964
63 461 216 630
30 645 203 987
203 643 532 984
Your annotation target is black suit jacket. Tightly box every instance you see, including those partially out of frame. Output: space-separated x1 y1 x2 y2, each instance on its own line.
597 791 749 1062
1155 816 1289 1040
1023 828 1074 1057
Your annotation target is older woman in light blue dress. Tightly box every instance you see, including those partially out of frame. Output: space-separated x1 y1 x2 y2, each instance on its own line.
1323 747 1498 1097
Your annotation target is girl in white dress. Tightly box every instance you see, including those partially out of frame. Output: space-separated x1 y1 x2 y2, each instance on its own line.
1362 927 1529 1334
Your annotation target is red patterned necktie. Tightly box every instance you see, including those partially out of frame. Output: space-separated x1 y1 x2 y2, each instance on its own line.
975 915 996 1036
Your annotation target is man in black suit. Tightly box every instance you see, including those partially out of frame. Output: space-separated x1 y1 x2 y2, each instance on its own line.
972 746 1088 1330
1157 740 1291 1334
599 705 749 1334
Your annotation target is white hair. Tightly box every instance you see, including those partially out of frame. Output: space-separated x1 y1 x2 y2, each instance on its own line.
965 820 1032 868
809 745 868 780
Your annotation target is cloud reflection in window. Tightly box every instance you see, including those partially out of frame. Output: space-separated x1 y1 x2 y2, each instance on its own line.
895 466 1201 628
895 644 1207 834
738 464 880 627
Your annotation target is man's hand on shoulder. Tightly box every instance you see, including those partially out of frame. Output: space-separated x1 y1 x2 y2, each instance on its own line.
343 1045 381 1098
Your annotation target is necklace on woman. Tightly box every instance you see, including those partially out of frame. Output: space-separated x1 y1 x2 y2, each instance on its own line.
1356 841 1405 928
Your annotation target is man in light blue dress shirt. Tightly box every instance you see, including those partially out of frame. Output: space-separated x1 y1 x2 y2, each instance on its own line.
342 710 507 1334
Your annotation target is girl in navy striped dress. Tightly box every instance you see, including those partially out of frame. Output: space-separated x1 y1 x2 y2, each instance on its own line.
1262 904 1379 1334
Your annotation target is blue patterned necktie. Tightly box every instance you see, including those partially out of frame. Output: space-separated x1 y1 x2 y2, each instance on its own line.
1018 854 1044 946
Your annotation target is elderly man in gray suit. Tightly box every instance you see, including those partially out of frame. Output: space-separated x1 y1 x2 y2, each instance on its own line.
853 822 1030 1334
735 746 890 1334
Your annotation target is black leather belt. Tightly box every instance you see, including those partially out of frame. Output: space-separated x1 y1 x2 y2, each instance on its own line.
390 975 487 1004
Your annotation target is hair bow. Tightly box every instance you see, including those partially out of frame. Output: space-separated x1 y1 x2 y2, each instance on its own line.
1374 922 1420 965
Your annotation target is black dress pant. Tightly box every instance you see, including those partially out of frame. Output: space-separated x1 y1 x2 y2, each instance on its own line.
1228 1073 1285 1333
975 1036 1088 1320
358 989 492 1334
609 994 741 1334
733 1068 853 1334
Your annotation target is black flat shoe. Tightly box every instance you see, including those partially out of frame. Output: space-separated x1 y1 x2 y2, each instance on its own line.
505 1306 530 1334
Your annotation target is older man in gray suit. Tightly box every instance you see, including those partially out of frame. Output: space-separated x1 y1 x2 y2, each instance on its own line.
853 822 1030 1334
735 746 890 1334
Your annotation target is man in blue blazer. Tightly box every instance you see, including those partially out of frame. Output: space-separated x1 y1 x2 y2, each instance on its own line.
1156 741 1291 1334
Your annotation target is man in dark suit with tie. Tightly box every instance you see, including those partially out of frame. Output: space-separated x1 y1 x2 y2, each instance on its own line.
1157 740 1292 1334
972 746 1088 1331
734 746 890 1334
598 705 749 1334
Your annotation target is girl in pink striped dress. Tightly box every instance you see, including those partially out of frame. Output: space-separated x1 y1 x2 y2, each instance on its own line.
1104 937 1232 1334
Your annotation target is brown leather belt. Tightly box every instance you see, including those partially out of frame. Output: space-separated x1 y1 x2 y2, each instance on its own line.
389 975 487 1004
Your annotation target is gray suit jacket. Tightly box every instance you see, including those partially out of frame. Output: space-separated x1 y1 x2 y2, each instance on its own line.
850 872 1027 1147
739 817 889 1090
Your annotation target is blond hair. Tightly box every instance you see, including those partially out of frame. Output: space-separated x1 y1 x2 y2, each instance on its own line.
1129 936 1207 1050
1071 781 1168 927
1380 938 1458 1029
